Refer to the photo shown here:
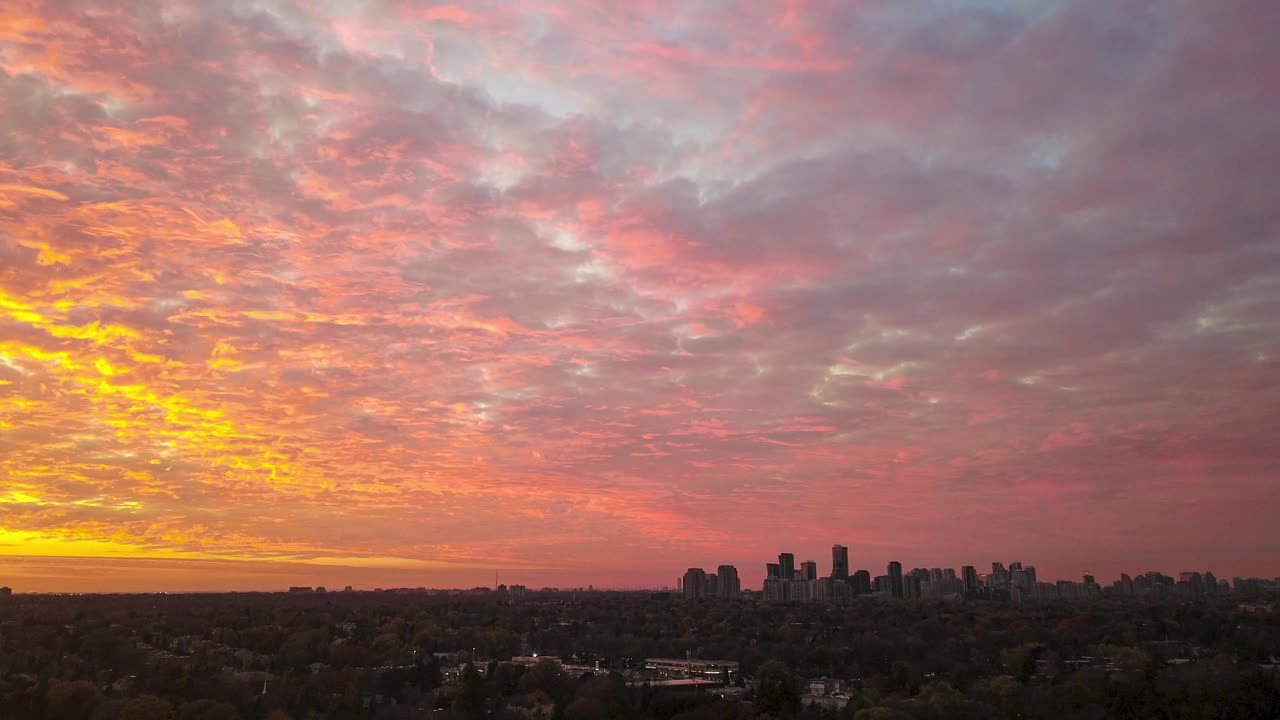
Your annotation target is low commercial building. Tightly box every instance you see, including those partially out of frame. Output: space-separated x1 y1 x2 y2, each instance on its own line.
643 658 739 685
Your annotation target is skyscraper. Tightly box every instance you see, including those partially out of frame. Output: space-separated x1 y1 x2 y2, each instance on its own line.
779 553 795 580
888 561 903 598
962 565 978 593
763 577 785 602
1011 568 1029 591
904 574 920 599
766 563 781 579
944 568 958 594
831 545 849 579
717 565 741 598
801 560 817 581
683 568 707 600
851 570 872 595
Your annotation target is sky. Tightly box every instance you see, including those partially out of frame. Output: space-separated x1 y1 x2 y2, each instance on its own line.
1 0 1278 593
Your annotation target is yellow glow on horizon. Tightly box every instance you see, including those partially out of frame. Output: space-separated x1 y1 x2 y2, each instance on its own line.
0 528 453 571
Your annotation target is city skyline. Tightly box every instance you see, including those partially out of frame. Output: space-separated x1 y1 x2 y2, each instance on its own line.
2 1 1279 593
682 548 1278 600
4 549 1278 594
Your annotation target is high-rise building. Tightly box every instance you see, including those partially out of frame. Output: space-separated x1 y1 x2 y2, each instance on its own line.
779 553 795 581
1011 568 1030 591
929 568 943 587
831 545 849 579
801 560 818 581
683 568 707 601
812 577 853 604
992 562 1008 587
903 575 921 599
962 565 978 593
851 570 872 595
717 565 741 598
888 561 903 598
1178 571 1205 598
763 578 785 603
706 573 718 596
1082 573 1099 596
766 563 781 579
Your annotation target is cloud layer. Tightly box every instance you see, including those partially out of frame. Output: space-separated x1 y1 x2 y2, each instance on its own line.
2 0 1278 591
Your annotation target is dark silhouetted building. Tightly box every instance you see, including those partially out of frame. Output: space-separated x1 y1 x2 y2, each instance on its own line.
763 577 784 602
992 562 1009 588
851 570 871 595
1083 573 1099 597
766 562 781 579
831 545 849 579
800 560 817 581
779 553 795 580
888 561 903 598
683 568 707 600
717 565 741 598
962 565 978 593
1118 573 1134 595
904 574 920 599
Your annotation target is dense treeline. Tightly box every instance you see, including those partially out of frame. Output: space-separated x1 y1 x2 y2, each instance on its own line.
0 591 1277 719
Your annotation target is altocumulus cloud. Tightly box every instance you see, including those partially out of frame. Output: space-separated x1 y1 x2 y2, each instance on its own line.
0 0 1277 590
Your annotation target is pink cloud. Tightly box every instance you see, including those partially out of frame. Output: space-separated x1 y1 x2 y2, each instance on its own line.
0 0 1275 592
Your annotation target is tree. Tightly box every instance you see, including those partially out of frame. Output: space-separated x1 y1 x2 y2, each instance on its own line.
120 695 174 720
570 674 629 720
178 699 241 720
520 658 572 706
452 664 488 720
852 709 911 720
563 697 609 720
754 660 801 719
90 698 127 720
46 679 104 720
